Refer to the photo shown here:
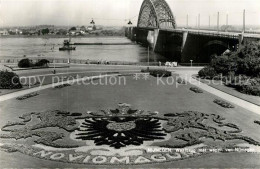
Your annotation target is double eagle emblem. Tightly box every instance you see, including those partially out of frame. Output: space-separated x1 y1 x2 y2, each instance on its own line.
0 103 259 165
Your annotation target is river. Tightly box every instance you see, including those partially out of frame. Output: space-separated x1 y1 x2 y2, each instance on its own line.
0 36 167 62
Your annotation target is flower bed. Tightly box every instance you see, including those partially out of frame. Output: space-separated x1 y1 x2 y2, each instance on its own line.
16 92 39 100
54 83 71 89
254 120 260 126
190 87 203 93
141 68 171 77
213 99 234 108
177 77 186 84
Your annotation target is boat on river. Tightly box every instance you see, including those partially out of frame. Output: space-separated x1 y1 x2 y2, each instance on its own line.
59 38 76 51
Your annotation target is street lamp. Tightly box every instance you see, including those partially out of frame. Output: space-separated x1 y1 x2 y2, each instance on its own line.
148 46 150 67
127 20 132 25
190 60 193 67
90 19 95 25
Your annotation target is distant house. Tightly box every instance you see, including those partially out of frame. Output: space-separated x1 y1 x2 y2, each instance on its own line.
0 30 9 35
87 26 94 31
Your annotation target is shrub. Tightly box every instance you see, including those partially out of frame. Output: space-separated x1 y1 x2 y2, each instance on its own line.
16 92 39 100
18 58 33 68
0 70 22 89
198 66 217 79
35 59 50 67
149 69 171 77
226 77 260 96
211 55 238 75
213 99 234 108
190 87 203 93
54 83 71 89
177 77 186 84
239 84 260 96
254 120 260 125
141 68 171 77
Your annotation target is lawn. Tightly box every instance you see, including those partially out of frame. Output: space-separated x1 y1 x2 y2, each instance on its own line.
0 74 260 168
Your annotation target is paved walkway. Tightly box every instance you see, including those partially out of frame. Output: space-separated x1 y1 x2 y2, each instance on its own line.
176 70 260 116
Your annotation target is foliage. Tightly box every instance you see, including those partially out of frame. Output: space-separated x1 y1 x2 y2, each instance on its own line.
16 92 39 100
198 66 217 79
210 41 260 77
69 27 77 31
0 70 22 89
41 28 49 35
254 120 260 126
213 99 234 108
150 69 172 77
19 59 50 68
35 59 50 67
54 83 71 89
190 87 203 93
18 58 33 68
141 68 171 77
177 77 186 84
225 76 260 96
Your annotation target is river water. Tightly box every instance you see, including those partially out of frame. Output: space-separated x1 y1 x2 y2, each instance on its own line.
0 36 167 62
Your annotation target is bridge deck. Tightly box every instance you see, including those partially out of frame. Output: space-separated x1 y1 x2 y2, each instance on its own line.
161 28 260 39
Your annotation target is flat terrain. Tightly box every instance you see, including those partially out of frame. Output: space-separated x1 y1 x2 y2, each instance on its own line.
0 65 260 168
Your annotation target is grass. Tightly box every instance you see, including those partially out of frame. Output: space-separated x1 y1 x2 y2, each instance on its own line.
193 75 260 106
0 75 260 167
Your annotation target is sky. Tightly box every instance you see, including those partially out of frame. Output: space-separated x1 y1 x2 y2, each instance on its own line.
0 0 260 27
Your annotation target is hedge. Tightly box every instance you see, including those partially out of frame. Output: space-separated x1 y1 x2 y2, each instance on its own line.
0 70 22 89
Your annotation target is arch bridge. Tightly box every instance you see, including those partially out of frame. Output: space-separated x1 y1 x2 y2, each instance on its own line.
125 0 255 63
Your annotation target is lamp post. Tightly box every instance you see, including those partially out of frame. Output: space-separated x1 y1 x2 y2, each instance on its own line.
127 20 132 25
148 46 150 67
190 60 193 67
53 55 56 74
90 19 95 25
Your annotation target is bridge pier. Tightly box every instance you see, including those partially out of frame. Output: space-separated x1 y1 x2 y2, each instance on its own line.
181 31 188 51
125 27 136 41
125 27 247 64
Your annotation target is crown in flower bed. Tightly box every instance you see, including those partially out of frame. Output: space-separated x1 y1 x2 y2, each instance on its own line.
213 99 234 108
16 92 39 100
190 87 203 93
88 103 157 117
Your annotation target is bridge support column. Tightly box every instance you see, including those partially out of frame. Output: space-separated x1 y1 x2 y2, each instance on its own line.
147 29 160 51
181 31 188 52
238 33 244 51
153 29 159 50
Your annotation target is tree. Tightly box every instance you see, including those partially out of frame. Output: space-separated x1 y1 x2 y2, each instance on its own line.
18 58 33 68
41 28 49 35
0 70 22 89
80 26 86 31
35 59 50 67
69 27 77 31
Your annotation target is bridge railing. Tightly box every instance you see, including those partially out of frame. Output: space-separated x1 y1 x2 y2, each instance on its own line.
188 31 238 39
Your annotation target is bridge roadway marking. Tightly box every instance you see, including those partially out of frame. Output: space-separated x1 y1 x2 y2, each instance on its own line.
176 70 260 116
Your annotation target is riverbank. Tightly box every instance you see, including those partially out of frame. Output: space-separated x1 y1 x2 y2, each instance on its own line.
0 34 125 39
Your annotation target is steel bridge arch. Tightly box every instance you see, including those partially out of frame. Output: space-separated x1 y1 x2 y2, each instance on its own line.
137 0 176 29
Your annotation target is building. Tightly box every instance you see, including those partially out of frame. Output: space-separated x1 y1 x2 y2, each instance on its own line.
0 30 9 35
